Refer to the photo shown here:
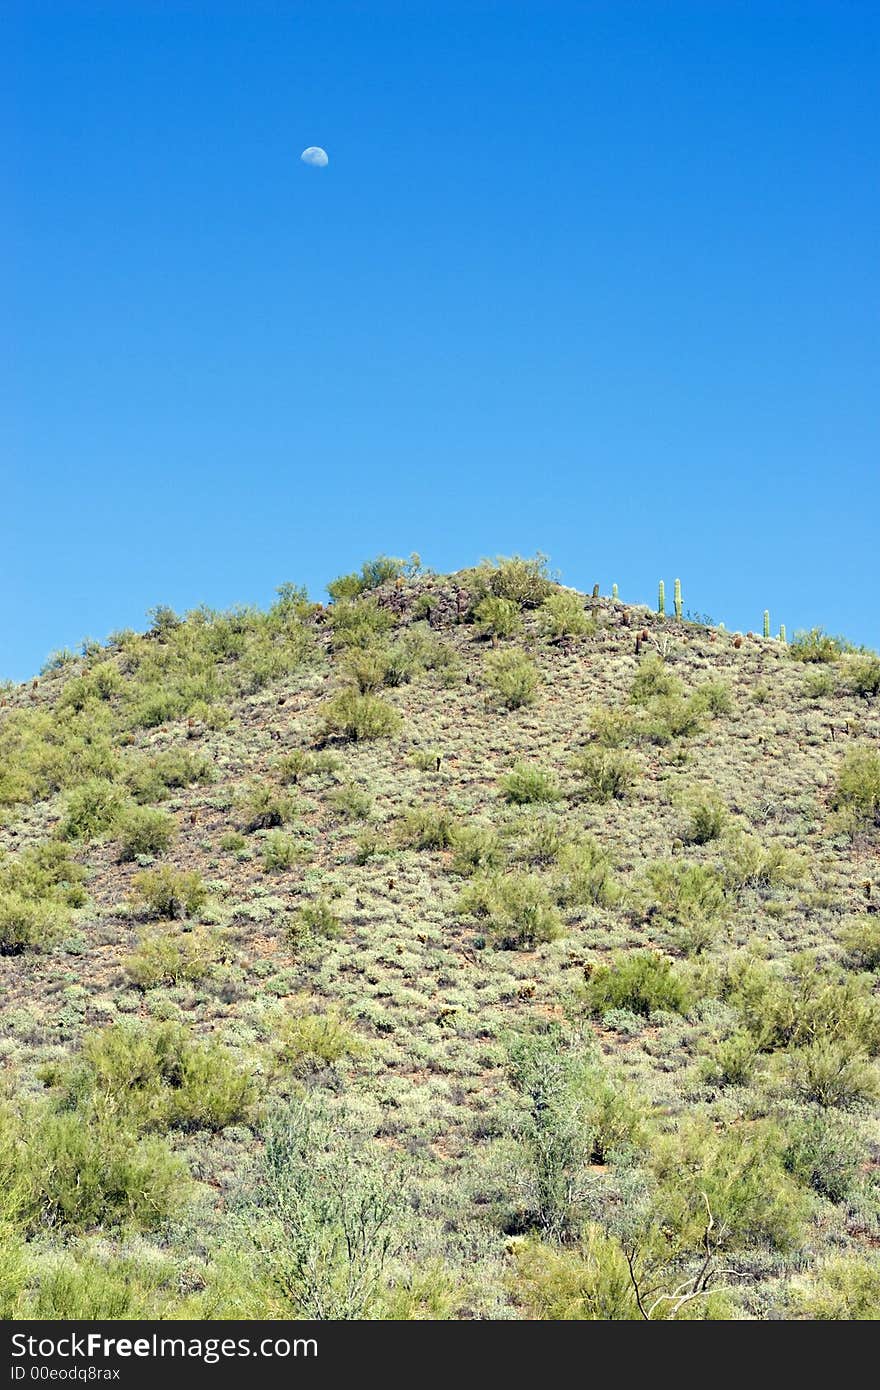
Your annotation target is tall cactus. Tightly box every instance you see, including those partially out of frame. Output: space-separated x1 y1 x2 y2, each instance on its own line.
658 580 665 616
779 624 787 644
674 578 682 619
763 610 770 639
612 583 619 600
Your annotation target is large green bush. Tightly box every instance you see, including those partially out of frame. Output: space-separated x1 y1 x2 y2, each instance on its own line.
125 925 222 989
0 1101 186 1235
474 596 523 641
501 763 561 805
117 806 176 860
583 951 692 1017
789 628 853 663
539 591 595 639
484 649 541 710
831 746 880 831
43 1021 256 1134
61 777 128 840
398 804 457 850
130 865 207 919
320 687 401 741
457 872 562 948
571 748 636 803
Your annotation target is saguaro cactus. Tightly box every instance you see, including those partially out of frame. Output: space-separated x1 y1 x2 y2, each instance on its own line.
763 610 770 639
779 624 787 644
674 578 682 619
612 583 619 600
658 580 665 616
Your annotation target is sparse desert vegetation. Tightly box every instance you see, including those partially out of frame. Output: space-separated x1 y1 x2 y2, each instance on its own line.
1 554 879 1319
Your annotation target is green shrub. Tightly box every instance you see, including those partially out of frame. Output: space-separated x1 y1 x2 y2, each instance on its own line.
484 649 540 710
630 655 683 705
0 1224 27 1318
571 748 636 803
554 837 617 906
722 829 806 891
448 823 504 875
653 1119 808 1254
11 840 88 905
782 1109 863 1203
320 688 402 741
539 591 595 639
583 951 692 1017
341 645 393 693
699 1030 760 1087
410 746 444 772
690 680 734 717
0 841 88 952
785 1040 879 1108
342 633 439 692
398 805 457 850
327 783 372 821
788 1258 880 1320
831 746 880 830
724 956 880 1057
61 777 128 840
327 555 407 603
511 1234 640 1320
682 794 727 844
803 667 837 700
219 830 248 854
125 925 222 988
275 1008 365 1074
457 872 562 948
514 817 569 866
839 915 880 971
0 890 66 954
290 897 342 943
117 806 176 860
501 763 561 805
507 1031 646 1238
586 706 639 748
644 861 728 955
327 598 395 649
789 628 853 662
130 866 207 919
276 748 313 784
261 832 303 871
45 1021 256 1134
844 654 880 698
483 554 553 609
20 1254 177 1320
127 747 214 803
238 782 295 832
252 1098 404 1319
474 596 522 640
640 693 704 742
0 1106 186 1234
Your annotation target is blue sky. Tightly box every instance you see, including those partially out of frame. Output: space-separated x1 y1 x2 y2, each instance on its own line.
4 1 878 679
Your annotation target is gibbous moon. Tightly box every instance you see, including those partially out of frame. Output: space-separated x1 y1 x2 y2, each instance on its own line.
300 146 329 168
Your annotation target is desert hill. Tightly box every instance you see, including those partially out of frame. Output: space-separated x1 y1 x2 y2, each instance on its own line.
1 554 879 1320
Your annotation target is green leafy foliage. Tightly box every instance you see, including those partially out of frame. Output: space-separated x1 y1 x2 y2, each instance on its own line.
500 763 561 805
583 952 692 1017
117 806 176 860
571 748 636 803
789 629 853 663
831 745 880 831
483 649 540 709
457 872 562 948
130 865 207 919
320 688 402 741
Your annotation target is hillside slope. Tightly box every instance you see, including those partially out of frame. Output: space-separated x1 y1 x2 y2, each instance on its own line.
2 555 879 1320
